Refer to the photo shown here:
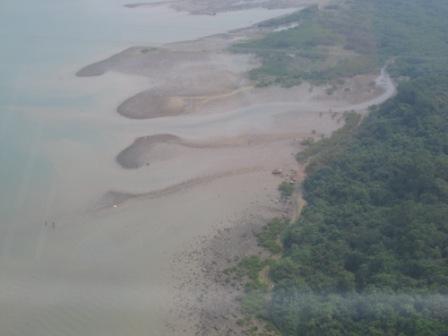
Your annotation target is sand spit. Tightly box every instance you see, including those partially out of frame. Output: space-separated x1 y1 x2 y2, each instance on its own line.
99 166 263 208
77 44 256 119
116 132 317 169
116 134 182 168
125 0 330 15
116 85 257 120
77 47 247 81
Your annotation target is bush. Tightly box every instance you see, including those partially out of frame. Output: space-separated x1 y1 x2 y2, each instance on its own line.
278 182 294 200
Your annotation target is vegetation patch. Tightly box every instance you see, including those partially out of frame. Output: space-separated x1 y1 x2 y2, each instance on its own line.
223 218 290 334
225 256 278 335
256 218 289 255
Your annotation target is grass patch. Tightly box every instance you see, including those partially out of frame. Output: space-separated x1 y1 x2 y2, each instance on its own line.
231 5 380 87
227 256 267 284
226 256 270 317
241 0 448 88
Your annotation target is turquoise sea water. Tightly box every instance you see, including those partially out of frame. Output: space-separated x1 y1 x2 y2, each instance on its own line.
0 0 292 245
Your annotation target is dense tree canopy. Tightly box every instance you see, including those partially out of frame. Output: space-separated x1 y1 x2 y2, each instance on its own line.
251 0 448 334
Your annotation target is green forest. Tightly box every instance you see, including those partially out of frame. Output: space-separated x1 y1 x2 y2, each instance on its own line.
235 0 448 335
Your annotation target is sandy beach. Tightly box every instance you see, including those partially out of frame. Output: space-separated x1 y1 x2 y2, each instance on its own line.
0 1 396 335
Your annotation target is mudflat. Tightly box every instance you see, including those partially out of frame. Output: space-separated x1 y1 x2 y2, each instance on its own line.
1 2 396 336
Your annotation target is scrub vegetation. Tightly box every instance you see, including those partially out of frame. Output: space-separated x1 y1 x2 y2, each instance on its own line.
232 0 448 334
